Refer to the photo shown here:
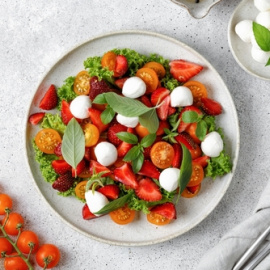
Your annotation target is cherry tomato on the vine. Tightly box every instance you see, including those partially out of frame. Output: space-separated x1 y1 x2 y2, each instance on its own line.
36 244 60 269
2 212 24 236
17 230 39 254
4 253 28 270
0 194 13 215
0 238 13 257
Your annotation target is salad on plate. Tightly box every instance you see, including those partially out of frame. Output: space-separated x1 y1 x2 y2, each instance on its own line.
29 48 232 226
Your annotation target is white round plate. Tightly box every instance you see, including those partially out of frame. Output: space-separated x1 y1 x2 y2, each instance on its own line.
228 0 270 81
25 30 239 246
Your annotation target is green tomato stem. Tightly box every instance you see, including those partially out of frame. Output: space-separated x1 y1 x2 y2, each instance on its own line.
0 213 34 270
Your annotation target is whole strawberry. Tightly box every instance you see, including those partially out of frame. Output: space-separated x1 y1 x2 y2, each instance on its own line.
89 76 111 101
52 171 75 192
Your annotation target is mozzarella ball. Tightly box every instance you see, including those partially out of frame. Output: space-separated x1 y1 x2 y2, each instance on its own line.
251 46 270 63
69 95 92 119
94 141 118 166
256 11 270 29
170 86 193 107
85 190 109 216
235 20 253 43
116 114 139 128
159 167 180 192
251 33 261 49
254 0 270 12
122 77 146 98
201 131 223 158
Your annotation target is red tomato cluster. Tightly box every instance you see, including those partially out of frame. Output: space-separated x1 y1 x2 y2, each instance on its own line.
0 193 60 270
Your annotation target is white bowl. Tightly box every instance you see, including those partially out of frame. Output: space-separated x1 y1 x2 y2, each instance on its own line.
170 0 223 19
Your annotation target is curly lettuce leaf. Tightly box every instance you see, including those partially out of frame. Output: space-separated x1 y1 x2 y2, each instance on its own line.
83 56 114 82
205 150 232 179
57 76 76 109
33 142 58 183
40 113 66 134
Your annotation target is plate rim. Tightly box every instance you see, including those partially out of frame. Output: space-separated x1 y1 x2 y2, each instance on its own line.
24 29 240 246
227 0 270 81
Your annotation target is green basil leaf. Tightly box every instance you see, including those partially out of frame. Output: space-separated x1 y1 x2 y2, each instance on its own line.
132 152 144 174
61 118 85 170
139 109 159 133
140 133 156 148
179 143 192 194
94 193 132 215
266 57 270 66
123 145 141 162
196 120 208 141
182 111 199 123
104 92 152 117
93 93 107 104
101 105 115 124
116 132 138 144
253 22 270 51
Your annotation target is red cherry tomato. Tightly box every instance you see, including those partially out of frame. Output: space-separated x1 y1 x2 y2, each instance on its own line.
2 212 24 236
36 244 60 269
4 253 28 270
0 238 13 257
17 230 39 254
0 194 13 215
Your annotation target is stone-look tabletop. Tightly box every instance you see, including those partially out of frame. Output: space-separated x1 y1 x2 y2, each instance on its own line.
1 0 269 269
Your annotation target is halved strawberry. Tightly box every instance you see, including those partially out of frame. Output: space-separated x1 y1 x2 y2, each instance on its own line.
156 95 171 121
107 123 127 146
115 77 129 89
88 108 109 133
98 184 120 200
169 60 203 83
150 87 170 106
54 142 62 157
114 55 128 77
72 159 86 177
61 100 74 125
117 141 133 158
172 144 182 168
193 155 210 168
140 95 153 108
135 178 162 202
201 97 222 116
175 132 196 150
150 202 177 220
28 112 45 125
113 163 138 189
117 127 134 157
89 160 111 176
52 171 75 192
82 204 97 220
178 105 202 133
39 85 58 110
89 76 111 101
51 160 71 175
138 160 160 179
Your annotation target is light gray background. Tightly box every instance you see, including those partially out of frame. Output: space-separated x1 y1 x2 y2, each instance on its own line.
1 0 269 269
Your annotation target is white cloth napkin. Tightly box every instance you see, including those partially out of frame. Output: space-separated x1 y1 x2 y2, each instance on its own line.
197 181 270 270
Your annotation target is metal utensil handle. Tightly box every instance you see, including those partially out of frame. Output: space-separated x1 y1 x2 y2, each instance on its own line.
233 225 270 270
245 242 270 270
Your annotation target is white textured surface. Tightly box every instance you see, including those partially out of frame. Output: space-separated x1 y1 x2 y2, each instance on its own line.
0 0 269 269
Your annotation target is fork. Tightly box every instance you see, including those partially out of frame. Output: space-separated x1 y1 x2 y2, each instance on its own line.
232 225 270 270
